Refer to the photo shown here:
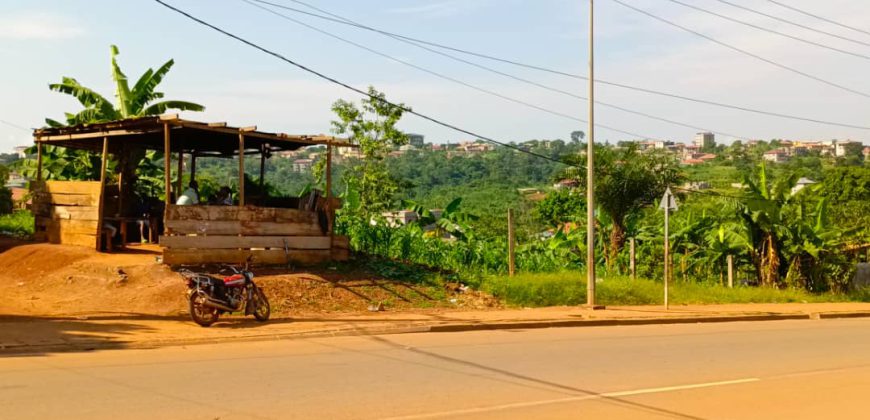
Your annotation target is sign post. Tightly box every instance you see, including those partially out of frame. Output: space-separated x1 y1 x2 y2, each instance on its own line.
659 187 678 310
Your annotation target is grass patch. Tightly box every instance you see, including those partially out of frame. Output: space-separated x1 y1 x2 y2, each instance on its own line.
0 210 34 238
482 271 857 307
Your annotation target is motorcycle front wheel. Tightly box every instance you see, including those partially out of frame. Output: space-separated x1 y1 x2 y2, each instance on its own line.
253 287 270 322
189 291 219 327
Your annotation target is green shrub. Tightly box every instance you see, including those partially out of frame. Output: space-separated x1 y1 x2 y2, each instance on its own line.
0 210 34 238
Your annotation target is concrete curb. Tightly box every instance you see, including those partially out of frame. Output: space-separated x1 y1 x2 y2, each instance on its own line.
3 311 870 355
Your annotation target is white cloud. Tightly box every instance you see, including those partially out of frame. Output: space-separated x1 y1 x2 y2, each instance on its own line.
0 12 84 40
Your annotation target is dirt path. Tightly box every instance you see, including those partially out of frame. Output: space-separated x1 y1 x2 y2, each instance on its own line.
0 239 495 318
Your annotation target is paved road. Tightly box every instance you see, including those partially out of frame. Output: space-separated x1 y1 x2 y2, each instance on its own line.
2 318 869 419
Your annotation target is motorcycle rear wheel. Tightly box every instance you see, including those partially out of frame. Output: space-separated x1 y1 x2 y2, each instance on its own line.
253 287 270 322
189 292 219 327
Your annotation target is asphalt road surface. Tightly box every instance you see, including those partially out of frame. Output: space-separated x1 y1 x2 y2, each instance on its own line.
2 318 869 419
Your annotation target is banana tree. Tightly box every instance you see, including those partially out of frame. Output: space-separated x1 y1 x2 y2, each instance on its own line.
738 162 797 287
405 197 479 241
704 222 752 285
781 198 853 292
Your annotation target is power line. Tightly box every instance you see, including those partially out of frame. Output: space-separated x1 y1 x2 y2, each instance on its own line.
664 0 870 61
249 0 870 132
152 0 579 170
0 119 31 132
247 0 749 140
610 0 870 100
767 0 870 38
240 0 658 141
712 0 870 48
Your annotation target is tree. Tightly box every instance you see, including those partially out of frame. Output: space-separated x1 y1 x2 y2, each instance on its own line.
0 165 12 214
570 130 585 144
330 86 409 215
45 45 204 127
562 143 683 265
41 44 204 196
534 188 584 228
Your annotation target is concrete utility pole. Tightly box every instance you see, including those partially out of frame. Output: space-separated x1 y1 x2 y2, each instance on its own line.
660 187 678 310
586 0 597 308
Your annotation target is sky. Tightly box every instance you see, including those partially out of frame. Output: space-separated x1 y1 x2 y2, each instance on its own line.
1 0 869 152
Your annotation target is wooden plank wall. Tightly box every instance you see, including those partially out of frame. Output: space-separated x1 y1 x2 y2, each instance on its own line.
161 205 349 266
31 181 101 248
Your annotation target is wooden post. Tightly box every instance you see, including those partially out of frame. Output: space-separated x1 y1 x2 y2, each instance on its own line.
508 208 515 277
97 136 109 251
630 237 636 280
190 153 197 182
117 170 124 217
259 144 266 203
36 141 43 181
163 123 171 232
727 255 734 288
326 144 334 236
176 151 184 199
238 133 245 207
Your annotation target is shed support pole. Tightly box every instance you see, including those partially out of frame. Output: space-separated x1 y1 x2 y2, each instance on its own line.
190 153 197 183
238 133 245 207
163 123 171 233
259 145 266 204
97 136 109 251
176 151 183 199
36 141 43 181
326 144 333 238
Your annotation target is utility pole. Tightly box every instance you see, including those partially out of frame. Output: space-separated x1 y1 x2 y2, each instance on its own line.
508 208 515 277
585 0 598 308
660 187 678 310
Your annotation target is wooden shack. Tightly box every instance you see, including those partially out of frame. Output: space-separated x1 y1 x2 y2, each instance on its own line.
31 114 353 265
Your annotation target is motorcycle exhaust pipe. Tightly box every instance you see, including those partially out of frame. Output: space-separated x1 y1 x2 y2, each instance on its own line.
202 298 237 312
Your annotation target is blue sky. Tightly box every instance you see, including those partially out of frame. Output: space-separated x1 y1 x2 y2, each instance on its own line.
1 0 869 152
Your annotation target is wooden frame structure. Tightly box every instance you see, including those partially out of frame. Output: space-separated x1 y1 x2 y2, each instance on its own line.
32 114 354 266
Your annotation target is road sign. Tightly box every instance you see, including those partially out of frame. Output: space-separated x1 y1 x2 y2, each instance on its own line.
659 187 678 211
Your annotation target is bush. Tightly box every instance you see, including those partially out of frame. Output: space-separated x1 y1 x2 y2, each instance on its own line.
0 210 34 238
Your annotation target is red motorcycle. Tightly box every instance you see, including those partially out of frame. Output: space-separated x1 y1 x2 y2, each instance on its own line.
180 263 270 327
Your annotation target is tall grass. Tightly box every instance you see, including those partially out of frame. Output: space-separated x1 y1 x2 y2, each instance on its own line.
0 210 34 238
482 271 857 307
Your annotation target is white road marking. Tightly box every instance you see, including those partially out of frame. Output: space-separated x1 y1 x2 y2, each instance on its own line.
381 378 760 420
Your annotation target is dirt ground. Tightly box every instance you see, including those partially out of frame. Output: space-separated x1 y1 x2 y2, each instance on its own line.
0 238 498 318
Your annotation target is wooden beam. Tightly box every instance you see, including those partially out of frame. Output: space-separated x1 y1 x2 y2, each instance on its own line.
163 123 171 231
159 113 179 121
239 125 257 132
207 122 227 127
160 235 334 250
164 220 323 236
166 204 318 223
36 141 43 181
162 248 340 266
238 132 245 207
97 136 109 251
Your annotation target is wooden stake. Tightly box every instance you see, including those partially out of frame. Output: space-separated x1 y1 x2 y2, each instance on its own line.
238 132 245 207
630 237 636 280
190 153 197 182
259 144 266 204
727 254 734 288
97 136 109 251
508 208 515 277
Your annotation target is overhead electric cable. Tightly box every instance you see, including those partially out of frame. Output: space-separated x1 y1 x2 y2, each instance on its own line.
249 0 870 131
712 0 870 48
240 0 658 140
0 119 31 132
767 0 870 38
609 0 870 100
152 0 583 169
246 0 749 140
664 0 870 61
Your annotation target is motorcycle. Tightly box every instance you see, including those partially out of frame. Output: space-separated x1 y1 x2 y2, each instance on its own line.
180 262 271 327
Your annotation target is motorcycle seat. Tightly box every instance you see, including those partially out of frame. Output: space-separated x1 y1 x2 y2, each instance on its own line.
223 274 246 287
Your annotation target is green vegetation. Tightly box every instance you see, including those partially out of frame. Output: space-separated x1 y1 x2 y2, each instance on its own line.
0 211 34 237
482 272 865 307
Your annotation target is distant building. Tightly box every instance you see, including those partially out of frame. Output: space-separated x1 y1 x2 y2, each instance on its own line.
835 140 862 157
407 133 425 147
13 146 28 159
791 177 816 195
553 179 580 190
292 158 314 173
763 149 790 163
694 132 715 150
